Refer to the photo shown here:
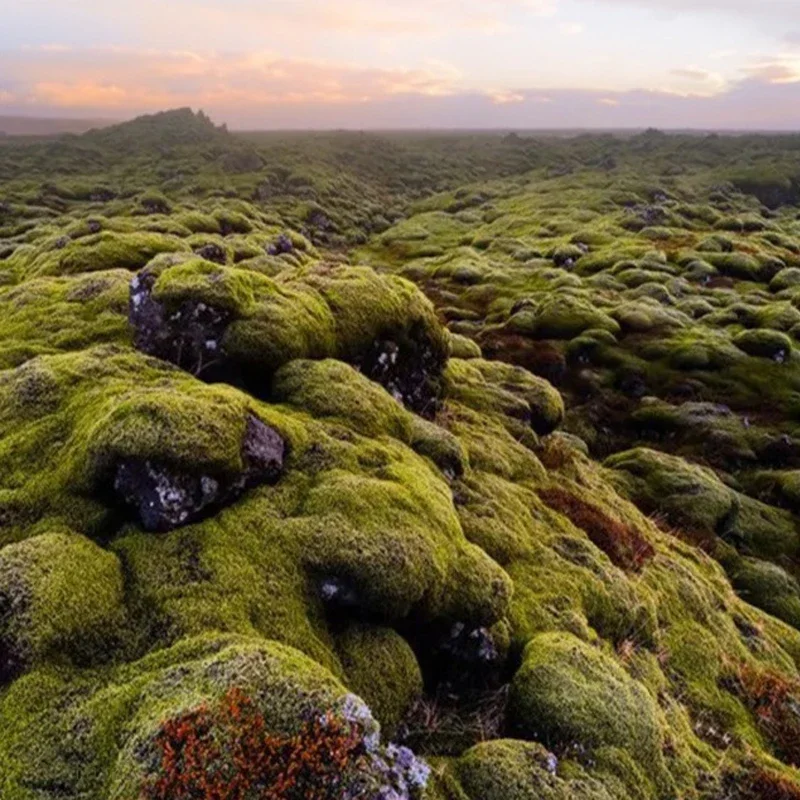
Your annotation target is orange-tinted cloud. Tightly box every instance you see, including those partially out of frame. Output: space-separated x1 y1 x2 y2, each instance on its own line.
2 46 800 130
742 59 800 84
1 48 465 111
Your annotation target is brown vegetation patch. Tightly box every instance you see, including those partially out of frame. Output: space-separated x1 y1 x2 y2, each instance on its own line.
729 665 800 767
478 332 566 384
539 487 655 571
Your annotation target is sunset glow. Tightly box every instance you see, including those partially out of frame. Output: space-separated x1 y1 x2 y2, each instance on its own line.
2 0 799 128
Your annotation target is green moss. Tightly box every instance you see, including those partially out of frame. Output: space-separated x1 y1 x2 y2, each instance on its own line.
444 358 564 436
272 358 412 439
454 739 615 800
6 119 800 798
46 232 189 277
606 448 733 538
733 329 793 360
151 262 450 391
449 333 482 360
703 252 765 281
0 530 125 671
336 623 423 735
0 635 351 799
0 270 130 369
607 448 799 561
728 558 800 629
506 296 620 340
509 632 668 788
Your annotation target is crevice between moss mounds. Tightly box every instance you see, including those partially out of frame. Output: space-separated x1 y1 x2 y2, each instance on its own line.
128 261 449 417
359 323 446 417
113 414 285 532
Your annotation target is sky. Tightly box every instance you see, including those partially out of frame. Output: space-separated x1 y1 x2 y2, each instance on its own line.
1 0 799 129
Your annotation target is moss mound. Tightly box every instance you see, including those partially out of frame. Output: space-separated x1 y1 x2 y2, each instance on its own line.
3 115 800 799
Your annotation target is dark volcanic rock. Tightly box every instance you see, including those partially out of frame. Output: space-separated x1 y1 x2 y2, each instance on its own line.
130 270 231 377
113 415 285 532
267 233 294 256
193 242 227 264
416 622 506 696
360 331 446 417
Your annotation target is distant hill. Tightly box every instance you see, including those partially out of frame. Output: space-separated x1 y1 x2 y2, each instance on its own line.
0 115 117 137
84 107 229 149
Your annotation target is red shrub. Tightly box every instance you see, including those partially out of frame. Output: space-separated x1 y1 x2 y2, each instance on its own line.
143 688 367 800
539 487 655 572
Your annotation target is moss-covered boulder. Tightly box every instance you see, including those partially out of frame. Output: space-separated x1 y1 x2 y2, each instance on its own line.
454 739 614 800
0 634 429 799
506 295 620 340
606 448 799 561
734 329 793 361
509 633 663 761
444 358 565 436
0 531 125 681
131 260 449 415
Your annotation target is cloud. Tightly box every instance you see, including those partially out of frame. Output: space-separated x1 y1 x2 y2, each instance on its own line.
490 91 526 104
0 48 465 112
741 58 800 84
671 68 713 81
10 0 556 41
2 46 800 130
584 0 798 20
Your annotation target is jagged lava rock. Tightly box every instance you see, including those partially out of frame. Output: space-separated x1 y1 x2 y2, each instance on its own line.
113 414 284 531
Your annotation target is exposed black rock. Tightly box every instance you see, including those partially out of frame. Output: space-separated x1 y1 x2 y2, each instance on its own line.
113 414 285 532
266 233 294 256
89 189 116 203
360 329 446 418
130 270 231 378
130 270 446 416
410 621 508 697
140 196 171 215
318 576 361 611
193 242 227 264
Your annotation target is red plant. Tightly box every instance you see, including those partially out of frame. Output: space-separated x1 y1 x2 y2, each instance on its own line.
734 665 800 768
143 688 368 800
539 487 655 572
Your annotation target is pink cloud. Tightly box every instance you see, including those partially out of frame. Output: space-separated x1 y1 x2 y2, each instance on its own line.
742 60 800 84
0 48 465 112
1 46 800 130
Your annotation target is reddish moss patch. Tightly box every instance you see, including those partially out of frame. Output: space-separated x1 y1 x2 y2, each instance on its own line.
144 688 365 800
729 665 800 767
539 487 656 571
721 764 800 800
478 332 567 384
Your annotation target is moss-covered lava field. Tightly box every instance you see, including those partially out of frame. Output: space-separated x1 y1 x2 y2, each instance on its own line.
1 109 800 799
